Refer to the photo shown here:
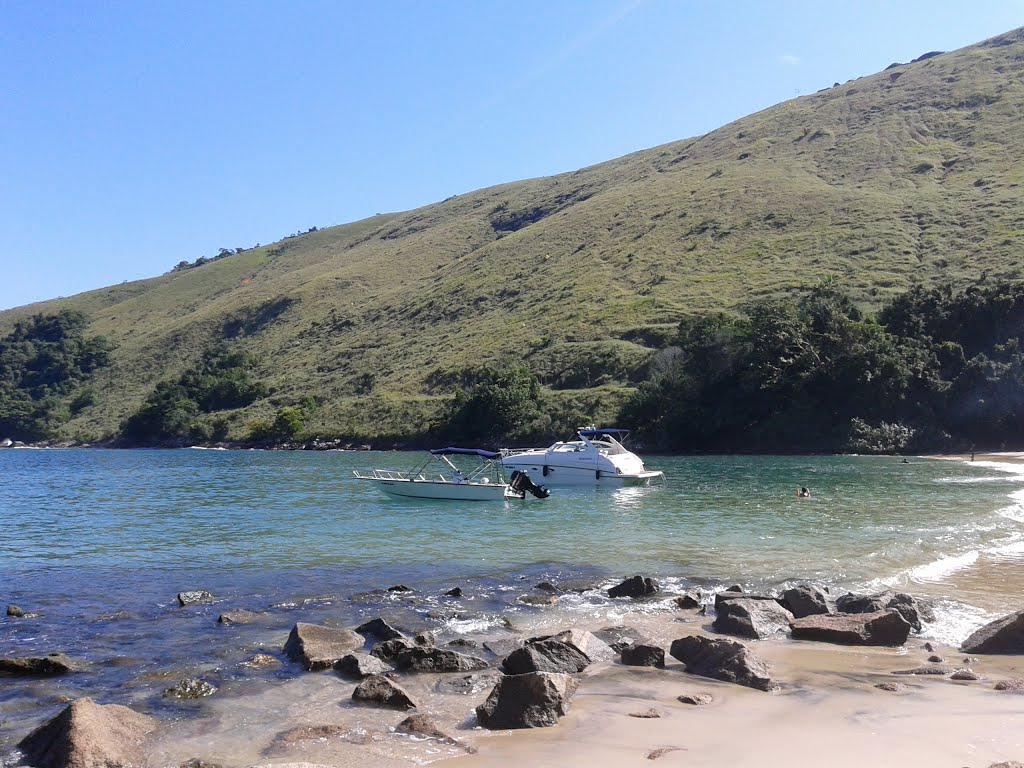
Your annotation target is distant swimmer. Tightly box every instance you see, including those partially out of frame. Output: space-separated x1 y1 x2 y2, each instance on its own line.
796 487 811 498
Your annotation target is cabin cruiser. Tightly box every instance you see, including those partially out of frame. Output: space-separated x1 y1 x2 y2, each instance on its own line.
500 428 664 486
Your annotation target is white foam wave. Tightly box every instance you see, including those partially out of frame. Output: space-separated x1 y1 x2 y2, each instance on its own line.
907 551 979 583
934 475 1022 484
919 598 1000 647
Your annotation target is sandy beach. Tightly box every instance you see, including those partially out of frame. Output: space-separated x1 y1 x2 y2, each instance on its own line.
132 606 1024 768
456 631 1024 768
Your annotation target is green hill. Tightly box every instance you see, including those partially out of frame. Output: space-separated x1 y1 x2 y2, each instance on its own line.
3 27 1024 444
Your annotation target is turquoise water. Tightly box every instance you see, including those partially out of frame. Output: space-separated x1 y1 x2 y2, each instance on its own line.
3 449 1023 588
3 448 1024 751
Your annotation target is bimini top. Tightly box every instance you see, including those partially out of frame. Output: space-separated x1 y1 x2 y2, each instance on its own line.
578 428 631 438
429 447 501 459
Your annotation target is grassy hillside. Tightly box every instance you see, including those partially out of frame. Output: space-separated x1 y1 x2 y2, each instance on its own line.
3 27 1024 442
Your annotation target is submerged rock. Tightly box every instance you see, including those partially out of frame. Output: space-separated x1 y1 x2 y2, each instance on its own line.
177 591 215 606
164 678 218 698
18 697 157 768
476 671 579 729
0 653 79 676
395 646 488 673
396 714 476 753
608 575 659 599
352 674 419 710
674 592 702 609
217 609 262 625
283 622 364 670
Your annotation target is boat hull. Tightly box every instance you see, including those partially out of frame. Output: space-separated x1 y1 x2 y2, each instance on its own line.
499 461 664 487
360 477 513 501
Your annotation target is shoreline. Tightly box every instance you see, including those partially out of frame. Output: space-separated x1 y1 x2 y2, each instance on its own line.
131 606 1024 768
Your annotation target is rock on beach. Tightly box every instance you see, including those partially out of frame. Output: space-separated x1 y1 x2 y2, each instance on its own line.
476 671 579 729
18 697 157 768
669 635 777 691
961 609 1024 654
789 609 912 646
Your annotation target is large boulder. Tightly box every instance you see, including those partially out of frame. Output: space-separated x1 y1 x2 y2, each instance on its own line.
608 575 659 598
0 653 79 676
713 598 794 639
780 585 835 618
283 622 364 670
836 591 923 632
476 672 579 729
961 609 1024 654
790 609 911 646
177 591 214 606
17 697 156 768
668 635 776 691
395 646 488 673
352 674 419 710
501 639 590 675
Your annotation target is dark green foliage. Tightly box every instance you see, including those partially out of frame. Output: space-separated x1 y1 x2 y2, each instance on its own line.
245 406 308 444
120 346 268 445
0 310 110 440
622 279 1024 453
442 365 542 444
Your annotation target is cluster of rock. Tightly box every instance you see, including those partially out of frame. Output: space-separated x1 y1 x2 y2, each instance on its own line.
10 576 1024 767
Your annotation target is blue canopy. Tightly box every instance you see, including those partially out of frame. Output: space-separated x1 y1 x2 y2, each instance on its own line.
430 447 500 459
579 428 630 438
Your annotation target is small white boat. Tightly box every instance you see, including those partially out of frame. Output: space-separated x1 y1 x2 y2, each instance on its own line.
353 448 548 501
500 428 665 487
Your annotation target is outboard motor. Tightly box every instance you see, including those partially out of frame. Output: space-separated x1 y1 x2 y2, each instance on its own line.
509 470 550 499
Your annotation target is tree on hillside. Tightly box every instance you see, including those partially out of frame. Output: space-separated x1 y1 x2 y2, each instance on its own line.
442 365 543 444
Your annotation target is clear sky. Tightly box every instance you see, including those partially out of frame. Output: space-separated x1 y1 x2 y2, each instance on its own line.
2 1 1021 310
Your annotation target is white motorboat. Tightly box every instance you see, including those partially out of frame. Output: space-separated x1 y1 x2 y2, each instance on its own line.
353 448 548 501
500 428 665 487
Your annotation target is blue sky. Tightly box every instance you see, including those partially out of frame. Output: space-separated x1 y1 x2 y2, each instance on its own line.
2 1 1021 310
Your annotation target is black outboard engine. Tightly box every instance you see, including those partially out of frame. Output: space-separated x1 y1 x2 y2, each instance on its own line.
509 470 550 499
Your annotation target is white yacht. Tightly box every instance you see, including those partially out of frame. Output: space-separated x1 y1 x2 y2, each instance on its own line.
500 428 665 487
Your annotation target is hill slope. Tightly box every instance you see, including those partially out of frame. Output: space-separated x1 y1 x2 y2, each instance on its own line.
4 27 1024 441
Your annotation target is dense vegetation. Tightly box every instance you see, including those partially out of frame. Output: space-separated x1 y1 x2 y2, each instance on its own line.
0 310 110 440
622 279 1024 453
120 347 269 445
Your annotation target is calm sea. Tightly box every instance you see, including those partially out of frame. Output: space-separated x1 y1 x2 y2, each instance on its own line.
2 448 1023 751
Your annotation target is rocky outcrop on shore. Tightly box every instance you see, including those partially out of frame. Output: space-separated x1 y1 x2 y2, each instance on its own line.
7 574 1016 767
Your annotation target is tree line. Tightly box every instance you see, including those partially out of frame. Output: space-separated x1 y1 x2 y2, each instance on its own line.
618 277 1024 453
